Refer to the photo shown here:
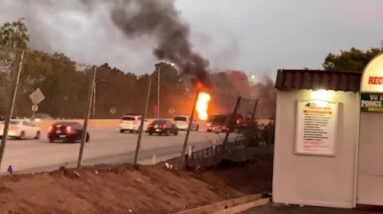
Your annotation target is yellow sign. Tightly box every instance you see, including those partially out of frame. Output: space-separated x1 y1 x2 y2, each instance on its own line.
361 54 383 93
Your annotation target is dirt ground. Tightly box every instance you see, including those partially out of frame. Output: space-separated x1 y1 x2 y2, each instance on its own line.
0 158 272 214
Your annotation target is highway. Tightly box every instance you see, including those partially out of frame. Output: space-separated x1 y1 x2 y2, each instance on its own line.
0 128 238 174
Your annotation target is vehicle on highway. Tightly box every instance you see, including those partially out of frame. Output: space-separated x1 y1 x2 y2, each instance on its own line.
231 114 249 129
147 119 178 136
206 114 229 132
32 113 53 122
0 119 41 140
119 114 148 133
173 115 199 131
48 121 89 143
206 114 248 132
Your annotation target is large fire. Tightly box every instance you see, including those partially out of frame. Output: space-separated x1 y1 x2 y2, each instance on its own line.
196 92 211 120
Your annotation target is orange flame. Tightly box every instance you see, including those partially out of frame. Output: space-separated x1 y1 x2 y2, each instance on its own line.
196 92 211 120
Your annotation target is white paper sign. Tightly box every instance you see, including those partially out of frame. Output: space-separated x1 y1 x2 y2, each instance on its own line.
295 100 338 156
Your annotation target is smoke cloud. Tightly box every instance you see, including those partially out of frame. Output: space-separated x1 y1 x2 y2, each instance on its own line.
109 0 209 84
252 77 276 119
207 71 276 119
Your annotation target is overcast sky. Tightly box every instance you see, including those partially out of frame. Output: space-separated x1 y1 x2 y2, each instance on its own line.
0 0 382 79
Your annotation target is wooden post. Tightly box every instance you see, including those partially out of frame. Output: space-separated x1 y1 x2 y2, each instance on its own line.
77 66 97 169
0 50 24 166
133 78 152 166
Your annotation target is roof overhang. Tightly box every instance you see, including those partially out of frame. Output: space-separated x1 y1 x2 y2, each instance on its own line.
275 69 361 92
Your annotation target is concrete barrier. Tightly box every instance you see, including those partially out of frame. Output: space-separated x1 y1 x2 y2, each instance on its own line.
34 119 136 132
34 118 208 132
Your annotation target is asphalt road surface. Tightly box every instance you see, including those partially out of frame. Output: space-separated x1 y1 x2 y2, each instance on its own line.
0 128 238 174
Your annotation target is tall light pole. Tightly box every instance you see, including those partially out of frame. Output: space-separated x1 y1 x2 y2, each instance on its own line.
155 62 177 118
93 82 96 119
157 65 160 118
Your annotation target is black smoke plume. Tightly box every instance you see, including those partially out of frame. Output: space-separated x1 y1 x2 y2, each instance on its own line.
110 0 209 85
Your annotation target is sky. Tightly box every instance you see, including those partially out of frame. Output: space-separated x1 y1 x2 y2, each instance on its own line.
0 0 382 80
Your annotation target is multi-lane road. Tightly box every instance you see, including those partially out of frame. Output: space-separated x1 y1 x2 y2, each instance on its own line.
0 128 238 174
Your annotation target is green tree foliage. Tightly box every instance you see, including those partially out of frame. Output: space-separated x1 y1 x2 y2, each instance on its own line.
0 19 30 115
323 46 383 72
0 18 29 49
10 50 193 119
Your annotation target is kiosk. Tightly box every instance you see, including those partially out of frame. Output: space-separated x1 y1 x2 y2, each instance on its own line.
273 54 383 208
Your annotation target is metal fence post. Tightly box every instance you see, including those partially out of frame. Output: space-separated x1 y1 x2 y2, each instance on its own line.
180 90 199 168
77 66 97 169
222 96 242 151
134 78 152 166
0 50 24 167
250 99 258 124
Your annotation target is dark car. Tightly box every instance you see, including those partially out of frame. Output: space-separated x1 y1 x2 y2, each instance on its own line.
231 114 249 129
207 114 248 132
206 114 229 132
48 121 90 143
147 119 178 136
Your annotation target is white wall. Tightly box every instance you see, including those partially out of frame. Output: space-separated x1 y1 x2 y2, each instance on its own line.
273 90 360 208
358 112 383 205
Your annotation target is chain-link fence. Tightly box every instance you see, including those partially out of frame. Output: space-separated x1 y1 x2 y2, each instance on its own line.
0 48 275 174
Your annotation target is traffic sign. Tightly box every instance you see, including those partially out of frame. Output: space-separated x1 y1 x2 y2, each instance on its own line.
168 107 175 115
32 105 38 112
29 88 45 105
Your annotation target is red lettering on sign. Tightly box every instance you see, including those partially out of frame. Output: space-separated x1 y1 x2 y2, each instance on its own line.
369 76 374 84
368 76 383 85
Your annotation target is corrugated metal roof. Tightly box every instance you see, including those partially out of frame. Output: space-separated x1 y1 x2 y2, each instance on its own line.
275 69 361 92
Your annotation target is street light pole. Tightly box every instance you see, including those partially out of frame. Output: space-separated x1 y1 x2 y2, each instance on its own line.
155 61 177 118
93 82 96 119
157 65 160 118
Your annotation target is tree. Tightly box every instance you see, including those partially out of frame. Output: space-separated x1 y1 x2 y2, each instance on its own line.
323 46 383 72
0 18 29 49
0 19 29 116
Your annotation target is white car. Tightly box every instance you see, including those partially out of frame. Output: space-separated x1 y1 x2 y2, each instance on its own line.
173 115 199 131
119 115 149 133
0 119 41 140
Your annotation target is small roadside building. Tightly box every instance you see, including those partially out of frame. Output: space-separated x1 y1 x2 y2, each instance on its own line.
272 54 383 208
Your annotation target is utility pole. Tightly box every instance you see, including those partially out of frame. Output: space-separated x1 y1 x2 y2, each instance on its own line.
0 50 24 166
77 66 97 169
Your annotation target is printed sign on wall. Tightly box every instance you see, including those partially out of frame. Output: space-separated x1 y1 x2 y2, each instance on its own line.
361 93 383 112
296 101 338 156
